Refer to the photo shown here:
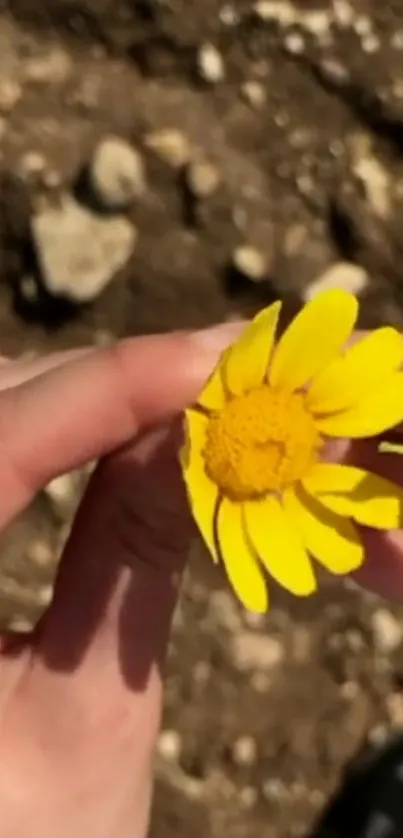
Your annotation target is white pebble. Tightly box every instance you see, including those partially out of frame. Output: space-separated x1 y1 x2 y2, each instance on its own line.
37 585 54 606
354 14 372 37
361 34 380 54
219 4 240 26
8 617 33 634
186 159 220 198
372 608 403 654
29 540 53 567
232 631 284 671
233 244 267 281
354 154 390 218
232 736 257 766
157 729 182 761
45 473 77 507
24 47 73 84
0 78 21 113
284 31 305 55
304 262 369 301
254 0 296 26
332 0 354 28
90 136 146 210
18 151 48 179
392 30 403 50
145 128 192 169
301 10 331 37
241 80 266 109
263 778 288 801
197 43 225 84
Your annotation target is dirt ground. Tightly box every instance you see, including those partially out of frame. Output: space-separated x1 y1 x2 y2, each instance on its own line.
2 1 403 836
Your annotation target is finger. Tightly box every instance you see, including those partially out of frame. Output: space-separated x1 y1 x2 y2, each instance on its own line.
19 425 187 829
347 440 403 598
0 347 95 392
0 324 243 531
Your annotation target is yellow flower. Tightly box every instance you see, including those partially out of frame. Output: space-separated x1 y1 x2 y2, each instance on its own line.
181 289 403 613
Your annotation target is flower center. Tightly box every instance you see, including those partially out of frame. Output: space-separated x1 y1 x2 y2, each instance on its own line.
203 386 322 500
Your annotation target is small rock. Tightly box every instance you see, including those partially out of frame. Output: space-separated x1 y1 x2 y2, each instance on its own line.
320 58 349 87
29 539 54 567
387 693 403 727
144 128 192 168
158 729 182 761
243 611 266 630
89 136 146 210
193 660 211 685
18 150 48 181
37 585 54 606
8 616 33 633
219 4 240 27
339 680 360 701
263 778 288 801
240 786 258 807
33 194 136 302
209 590 242 631
94 329 115 347
354 14 372 37
284 31 305 55
301 10 331 37
372 608 403 654
361 33 380 54
304 262 369 301
233 244 267 281
197 43 225 84
367 724 389 747
283 223 308 256
186 159 220 198
43 169 63 191
332 0 354 28
0 78 22 113
232 631 284 671
353 154 390 218
23 47 73 85
392 30 403 50
309 788 326 807
254 0 296 26
45 473 79 511
232 736 257 767
19 275 39 304
240 80 266 109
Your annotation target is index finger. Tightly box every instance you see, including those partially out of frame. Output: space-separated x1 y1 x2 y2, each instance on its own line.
0 326 241 531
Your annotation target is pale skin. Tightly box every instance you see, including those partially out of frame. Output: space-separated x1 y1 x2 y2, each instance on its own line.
0 324 401 837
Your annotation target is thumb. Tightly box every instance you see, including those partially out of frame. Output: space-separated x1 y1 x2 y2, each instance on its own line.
24 325 241 751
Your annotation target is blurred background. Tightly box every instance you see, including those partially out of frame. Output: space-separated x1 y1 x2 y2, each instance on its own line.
0 0 403 835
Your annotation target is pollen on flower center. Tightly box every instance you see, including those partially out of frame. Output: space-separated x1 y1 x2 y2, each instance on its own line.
203 386 322 500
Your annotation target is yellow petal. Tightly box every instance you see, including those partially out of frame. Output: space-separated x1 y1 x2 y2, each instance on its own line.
303 463 403 530
284 487 364 574
307 327 403 415
269 289 358 391
196 348 229 411
181 409 219 560
317 372 403 438
244 495 317 596
217 498 269 613
223 302 281 396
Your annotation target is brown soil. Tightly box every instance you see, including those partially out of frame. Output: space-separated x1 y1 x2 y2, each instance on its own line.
1 1 403 836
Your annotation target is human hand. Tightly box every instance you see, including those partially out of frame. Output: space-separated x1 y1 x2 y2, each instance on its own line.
0 325 400 837
0 324 240 838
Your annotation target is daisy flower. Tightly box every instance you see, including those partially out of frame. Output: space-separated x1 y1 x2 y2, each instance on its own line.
181 289 403 613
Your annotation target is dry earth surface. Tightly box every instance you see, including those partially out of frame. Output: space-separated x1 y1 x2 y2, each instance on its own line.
1 1 403 836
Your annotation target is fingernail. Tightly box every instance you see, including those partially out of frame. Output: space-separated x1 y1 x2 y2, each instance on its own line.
190 321 245 351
